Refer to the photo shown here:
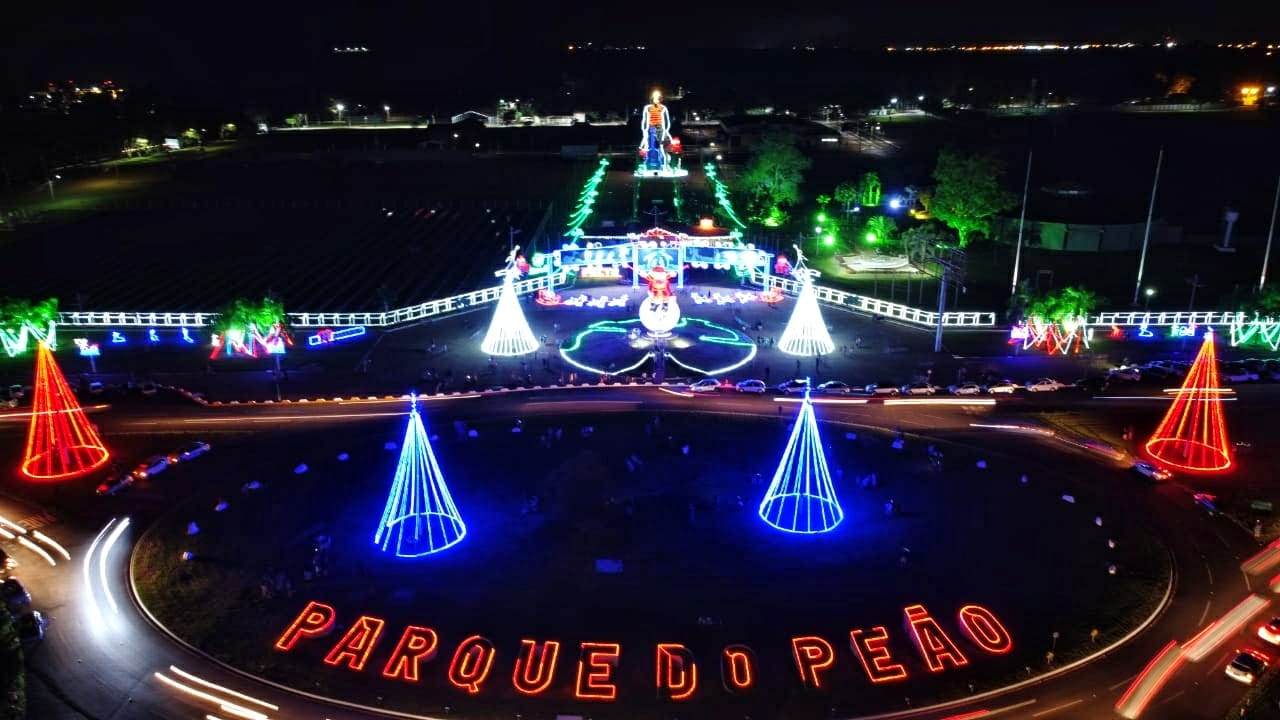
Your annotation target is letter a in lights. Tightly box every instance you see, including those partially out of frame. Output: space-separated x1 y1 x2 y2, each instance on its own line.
512 639 561 696
903 604 969 672
274 601 337 651
655 643 698 701
382 625 439 682
447 636 497 695
791 636 836 689
323 615 387 672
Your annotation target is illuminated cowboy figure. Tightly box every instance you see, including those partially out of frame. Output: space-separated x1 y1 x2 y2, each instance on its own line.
643 265 676 310
639 89 674 171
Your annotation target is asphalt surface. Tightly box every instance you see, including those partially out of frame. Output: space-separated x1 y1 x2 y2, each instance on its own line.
0 383 1274 720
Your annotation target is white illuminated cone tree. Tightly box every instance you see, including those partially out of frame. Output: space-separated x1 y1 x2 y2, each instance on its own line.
758 384 844 534
777 247 835 357
480 245 539 357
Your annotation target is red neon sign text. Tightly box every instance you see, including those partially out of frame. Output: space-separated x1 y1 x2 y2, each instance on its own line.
957 605 1014 654
512 639 561 696
274 600 336 651
447 635 496 695
575 642 621 700
849 626 908 683
791 636 836 689
323 615 386 672
904 604 969 672
381 625 439 682
656 643 698 701
720 645 756 693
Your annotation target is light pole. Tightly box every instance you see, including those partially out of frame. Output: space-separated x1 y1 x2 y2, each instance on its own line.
383 104 391 122
1144 287 1156 311
1010 149 1034 297
1132 147 1164 306
1261 175 1280 291
508 226 522 254
335 103 345 123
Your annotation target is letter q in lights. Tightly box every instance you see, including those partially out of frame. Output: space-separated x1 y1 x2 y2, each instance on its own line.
447 635 496 695
655 643 698 701
274 601 336 651
957 604 1014 654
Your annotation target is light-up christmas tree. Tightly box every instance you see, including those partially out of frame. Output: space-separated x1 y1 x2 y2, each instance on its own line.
1145 330 1232 473
374 395 467 557
480 245 540 357
777 246 835 357
21 341 110 480
759 384 844 533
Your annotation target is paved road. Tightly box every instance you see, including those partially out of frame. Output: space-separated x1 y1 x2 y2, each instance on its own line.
0 384 1271 720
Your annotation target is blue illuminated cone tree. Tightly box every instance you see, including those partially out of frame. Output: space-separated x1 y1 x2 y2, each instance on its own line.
373 396 467 557
759 384 844 533
480 245 539 357
777 247 835 357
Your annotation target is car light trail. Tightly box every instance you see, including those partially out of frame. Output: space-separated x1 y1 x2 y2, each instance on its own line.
82 519 116 624
0 528 13 540
17 536 56 566
1114 640 1184 719
153 671 272 720
969 423 1056 436
1241 536 1280 576
773 397 869 405
32 530 71 561
169 665 279 711
98 517 131 614
0 515 28 535
1182 594 1272 661
658 387 695 397
883 397 995 406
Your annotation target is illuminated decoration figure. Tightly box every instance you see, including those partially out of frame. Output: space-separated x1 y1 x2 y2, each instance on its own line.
560 317 756 377
481 246 540 357
565 158 609 237
1015 315 1089 355
374 395 466 557
638 265 682 337
636 90 688 179
774 253 792 276
1229 316 1280 351
209 322 293 359
1144 330 1232 473
0 298 58 358
759 384 844 534
777 247 835 357
21 342 110 480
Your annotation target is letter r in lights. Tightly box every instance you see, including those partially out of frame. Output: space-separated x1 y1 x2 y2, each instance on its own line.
656 643 698 701
323 615 386 672
575 642 620 701
274 600 336 651
382 625 439 682
791 636 835 689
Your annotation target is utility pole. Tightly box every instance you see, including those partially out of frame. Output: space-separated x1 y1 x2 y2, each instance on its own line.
508 226 522 254
1132 147 1164 306
1260 175 1280 291
928 246 967 353
1010 149 1033 296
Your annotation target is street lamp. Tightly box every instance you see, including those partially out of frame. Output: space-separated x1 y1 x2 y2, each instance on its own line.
1144 287 1156 311
917 94 925 102
383 104 390 121
335 103 345 122
889 97 898 106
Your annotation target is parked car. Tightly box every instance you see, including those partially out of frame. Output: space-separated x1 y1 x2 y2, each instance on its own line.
1071 376 1109 393
816 380 852 395
1132 460 1173 481
15 611 48 647
133 455 170 480
1026 378 1067 392
87 381 105 395
735 379 768 394
0 579 30 613
1258 618 1280 646
985 381 1021 395
688 378 721 393
777 379 811 394
865 383 901 396
96 472 135 496
7 385 25 400
170 441 211 463
948 383 983 396
1222 365 1258 383
1193 492 1220 516
1109 366 1141 382
1225 649 1269 685
900 382 939 396
139 381 158 396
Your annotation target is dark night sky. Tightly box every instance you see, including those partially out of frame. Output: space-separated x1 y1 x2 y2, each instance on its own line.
6 2 1279 90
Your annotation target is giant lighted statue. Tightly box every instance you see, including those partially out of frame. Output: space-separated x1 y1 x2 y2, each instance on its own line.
637 89 685 178
638 264 681 336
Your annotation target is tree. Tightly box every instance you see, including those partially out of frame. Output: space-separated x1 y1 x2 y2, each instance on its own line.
0 298 58 333
217 296 286 334
737 130 811 226
863 215 898 248
1022 286 1102 324
900 222 950 264
815 194 831 213
1239 285 1280 316
858 171 882 207
930 149 1016 247
834 181 858 213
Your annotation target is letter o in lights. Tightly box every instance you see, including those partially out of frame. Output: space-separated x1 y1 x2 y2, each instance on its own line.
957 605 1013 654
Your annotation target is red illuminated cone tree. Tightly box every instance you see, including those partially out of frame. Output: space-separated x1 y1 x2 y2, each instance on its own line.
21 342 110 480
1144 330 1231 473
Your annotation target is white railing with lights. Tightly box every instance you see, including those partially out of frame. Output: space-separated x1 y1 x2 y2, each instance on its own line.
754 272 997 327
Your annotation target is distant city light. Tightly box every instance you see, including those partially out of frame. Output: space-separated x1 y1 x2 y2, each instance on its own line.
889 97 898 104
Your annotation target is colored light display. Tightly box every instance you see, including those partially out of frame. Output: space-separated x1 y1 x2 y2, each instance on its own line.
703 163 748 229
21 342 111 480
1011 315 1090 354
210 322 293 359
307 326 368 347
777 249 835 357
74 338 100 357
373 396 467 557
565 158 610 237
1144 330 1232 472
758 385 844 534
481 246 540 357
0 298 57 358
560 317 757 378
1230 317 1280 351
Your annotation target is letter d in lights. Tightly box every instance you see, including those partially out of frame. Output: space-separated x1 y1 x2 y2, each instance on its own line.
655 643 698 701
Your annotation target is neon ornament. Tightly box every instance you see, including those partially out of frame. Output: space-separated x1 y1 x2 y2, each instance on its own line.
559 317 756 377
307 326 368 347
1229 316 1280 351
1144 330 1232 473
209 322 293 359
21 341 111 481
74 338 101 357
1016 315 1089 354
373 395 467 557
480 245 540 357
758 384 844 534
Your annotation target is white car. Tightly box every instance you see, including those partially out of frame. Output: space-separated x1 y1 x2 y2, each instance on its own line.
1109 366 1141 382
865 384 900 396
1026 378 1066 392
735 379 768 394
1132 460 1172 481
816 381 853 395
949 383 983 396
777 379 811 394
1225 650 1269 685
1258 618 1280 646
985 381 1021 395
688 378 721 393
901 383 939 396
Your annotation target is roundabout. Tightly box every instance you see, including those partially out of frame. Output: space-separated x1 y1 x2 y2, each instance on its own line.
127 395 1171 718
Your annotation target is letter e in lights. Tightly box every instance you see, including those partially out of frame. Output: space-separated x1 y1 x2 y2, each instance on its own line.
575 642 621 701
381 625 439 682
655 643 698 701
511 639 561 696
903 604 969 672
720 645 756 694
274 600 336 652
447 635 497 695
791 636 836 689
323 615 386 672
849 626 908 683
957 604 1014 654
